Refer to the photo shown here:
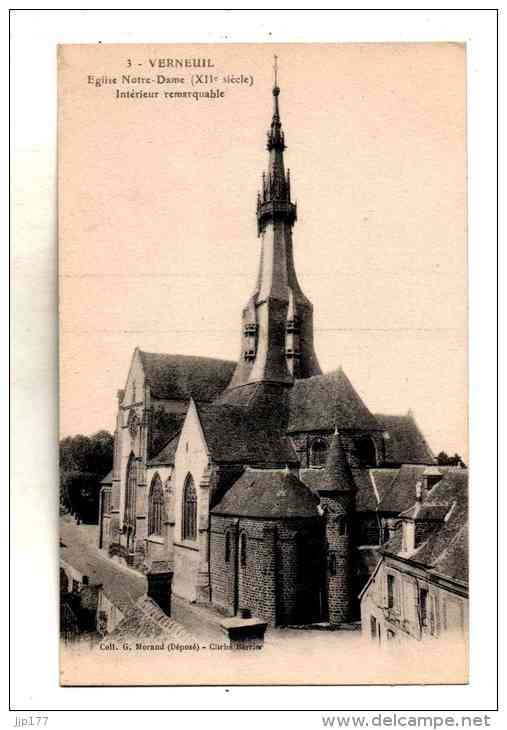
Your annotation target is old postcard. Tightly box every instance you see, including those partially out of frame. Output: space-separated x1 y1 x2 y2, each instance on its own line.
58 42 468 686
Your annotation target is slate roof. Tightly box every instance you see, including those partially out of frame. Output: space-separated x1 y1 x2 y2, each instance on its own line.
100 470 113 485
319 432 356 492
369 469 399 503
287 369 381 433
378 464 428 513
298 468 325 493
147 432 180 467
410 470 468 582
109 595 194 642
378 464 464 515
139 351 235 401
400 503 450 521
211 468 321 519
374 413 435 465
353 469 381 512
298 466 398 512
383 469 468 585
196 396 298 467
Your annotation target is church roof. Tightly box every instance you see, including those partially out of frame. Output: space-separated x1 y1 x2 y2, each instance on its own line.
139 351 235 402
319 431 356 492
377 464 428 513
374 413 435 465
287 368 380 433
196 401 298 466
147 432 180 467
211 468 321 519
369 468 399 501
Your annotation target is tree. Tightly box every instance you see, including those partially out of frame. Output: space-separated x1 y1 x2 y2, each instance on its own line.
436 451 467 468
59 431 114 523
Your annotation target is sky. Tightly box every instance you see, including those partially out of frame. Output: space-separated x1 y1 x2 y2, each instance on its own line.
59 42 467 460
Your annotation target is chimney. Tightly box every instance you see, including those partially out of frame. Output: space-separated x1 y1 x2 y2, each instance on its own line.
147 565 173 617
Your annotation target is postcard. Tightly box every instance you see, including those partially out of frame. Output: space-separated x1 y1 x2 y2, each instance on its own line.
58 42 468 686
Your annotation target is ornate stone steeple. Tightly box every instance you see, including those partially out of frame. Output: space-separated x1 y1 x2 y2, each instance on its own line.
227 58 321 390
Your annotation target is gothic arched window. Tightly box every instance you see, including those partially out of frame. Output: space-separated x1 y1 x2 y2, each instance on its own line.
125 453 137 530
310 438 328 467
148 473 165 537
356 436 377 467
182 475 197 541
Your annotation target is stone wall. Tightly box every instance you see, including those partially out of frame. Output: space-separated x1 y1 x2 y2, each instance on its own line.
210 514 325 626
291 430 386 469
321 492 355 624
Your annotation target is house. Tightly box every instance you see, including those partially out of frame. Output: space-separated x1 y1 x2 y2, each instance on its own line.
360 468 468 646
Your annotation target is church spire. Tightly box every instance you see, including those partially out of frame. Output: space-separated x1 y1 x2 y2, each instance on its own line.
227 60 321 391
257 58 296 236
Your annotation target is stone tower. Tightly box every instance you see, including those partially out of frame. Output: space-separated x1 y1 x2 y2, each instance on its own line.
319 429 357 624
227 61 321 390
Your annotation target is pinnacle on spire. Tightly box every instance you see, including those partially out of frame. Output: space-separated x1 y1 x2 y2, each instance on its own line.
267 55 285 151
257 59 297 236
321 431 356 492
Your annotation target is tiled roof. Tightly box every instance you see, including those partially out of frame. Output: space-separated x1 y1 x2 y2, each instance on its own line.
298 468 324 494
319 432 356 492
109 595 194 642
374 413 435 465
299 467 394 512
369 468 399 502
139 351 235 401
378 464 428 513
410 470 468 583
400 503 450 521
287 369 381 433
147 432 180 467
211 468 321 519
432 524 468 583
383 470 468 585
196 398 298 466
353 469 380 512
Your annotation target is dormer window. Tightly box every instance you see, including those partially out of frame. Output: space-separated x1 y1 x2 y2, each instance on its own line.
423 467 443 491
426 475 441 491
310 438 328 467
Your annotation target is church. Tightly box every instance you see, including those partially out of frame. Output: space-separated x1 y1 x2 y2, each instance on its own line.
97 71 436 627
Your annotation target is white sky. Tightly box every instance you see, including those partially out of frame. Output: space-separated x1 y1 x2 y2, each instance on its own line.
58 43 468 460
